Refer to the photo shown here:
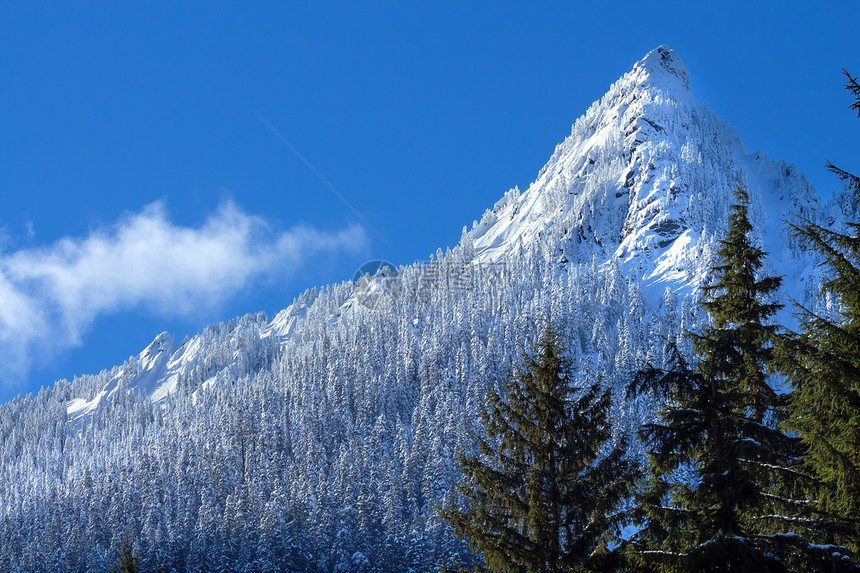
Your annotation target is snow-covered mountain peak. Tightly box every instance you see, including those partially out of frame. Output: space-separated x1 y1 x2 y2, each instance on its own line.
470 46 819 302
631 45 691 94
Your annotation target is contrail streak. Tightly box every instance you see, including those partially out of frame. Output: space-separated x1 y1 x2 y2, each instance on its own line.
253 109 393 250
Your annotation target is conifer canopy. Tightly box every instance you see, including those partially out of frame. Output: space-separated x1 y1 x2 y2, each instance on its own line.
779 69 860 553
442 326 638 572
629 184 858 571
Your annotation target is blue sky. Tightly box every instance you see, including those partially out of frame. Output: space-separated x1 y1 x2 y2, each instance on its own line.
0 1 857 402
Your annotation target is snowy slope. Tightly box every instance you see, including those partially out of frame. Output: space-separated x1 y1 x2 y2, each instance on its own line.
66 332 179 418
65 287 318 419
66 312 295 420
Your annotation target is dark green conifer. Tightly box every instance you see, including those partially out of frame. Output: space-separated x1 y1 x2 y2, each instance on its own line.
442 326 638 572
628 185 856 571
779 69 860 552
700 184 783 424
112 538 140 573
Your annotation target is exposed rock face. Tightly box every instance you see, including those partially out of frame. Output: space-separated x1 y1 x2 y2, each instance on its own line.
471 45 819 298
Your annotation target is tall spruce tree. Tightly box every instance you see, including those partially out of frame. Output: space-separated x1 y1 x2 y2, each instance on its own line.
112 539 141 573
779 69 860 552
628 185 856 572
441 326 638 572
699 184 782 424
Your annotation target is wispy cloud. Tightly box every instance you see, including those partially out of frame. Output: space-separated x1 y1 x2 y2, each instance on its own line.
0 200 368 385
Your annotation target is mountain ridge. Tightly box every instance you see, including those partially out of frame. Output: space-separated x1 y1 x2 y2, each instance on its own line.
64 45 823 419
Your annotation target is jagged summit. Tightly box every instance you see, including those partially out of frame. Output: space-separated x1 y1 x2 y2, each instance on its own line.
632 45 691 92
470 46 818 302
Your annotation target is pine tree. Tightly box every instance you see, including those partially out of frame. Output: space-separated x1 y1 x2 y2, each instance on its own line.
699 184 783 424
441 325 638 572
112 538 140 573
779 69 860 552
628 185 857 571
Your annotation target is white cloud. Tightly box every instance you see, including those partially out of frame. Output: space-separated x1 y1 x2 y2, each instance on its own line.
0 200 368 384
